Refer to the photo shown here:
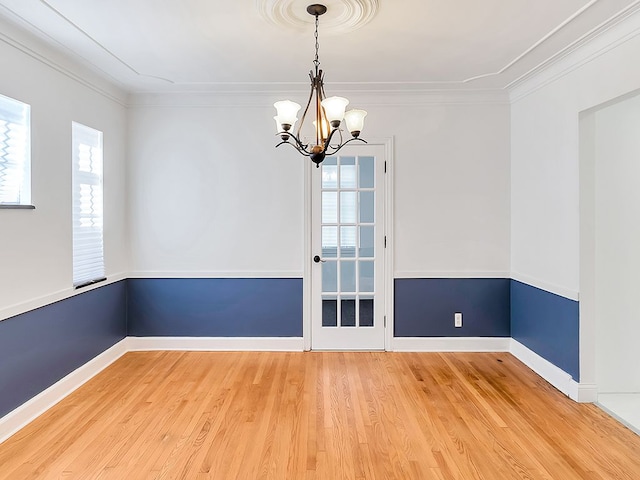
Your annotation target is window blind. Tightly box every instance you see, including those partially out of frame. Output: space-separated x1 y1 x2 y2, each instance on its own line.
0 94 31 205
72 122 104 286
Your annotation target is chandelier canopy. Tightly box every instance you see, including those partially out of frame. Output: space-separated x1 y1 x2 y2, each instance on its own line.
274 4 367 167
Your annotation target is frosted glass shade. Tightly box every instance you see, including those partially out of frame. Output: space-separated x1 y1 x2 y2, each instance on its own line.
274 116 296 133
344 109 367 136
321 96 349 125
274 100 301 127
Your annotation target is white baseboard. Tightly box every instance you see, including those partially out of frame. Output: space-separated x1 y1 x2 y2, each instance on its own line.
570 382 598 403
126 336 305 352
509 339 572 396
392 337 511 352
0 338 129 445
509 339 595 403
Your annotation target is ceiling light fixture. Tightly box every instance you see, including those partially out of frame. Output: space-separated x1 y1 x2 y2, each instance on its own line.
274 4 367 167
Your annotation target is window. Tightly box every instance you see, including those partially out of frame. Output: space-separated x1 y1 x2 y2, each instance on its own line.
0 94 31 206
72 122 104 287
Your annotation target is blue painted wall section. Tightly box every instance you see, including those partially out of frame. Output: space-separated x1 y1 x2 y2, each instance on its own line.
127 278 303 337
0 276 581 421
394 278 511 337
510 280 579 381
0 281 127 418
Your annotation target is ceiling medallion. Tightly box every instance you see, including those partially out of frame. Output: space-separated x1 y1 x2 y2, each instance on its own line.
256 0 379 34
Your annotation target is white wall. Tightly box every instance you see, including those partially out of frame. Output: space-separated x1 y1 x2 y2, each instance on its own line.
510 8 640 384
127 92 511 279
126 98 305 277
379 99 511 278
593 93 640 393
0 18 128 320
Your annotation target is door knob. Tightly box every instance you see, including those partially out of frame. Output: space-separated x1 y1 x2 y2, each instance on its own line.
313 255 325 263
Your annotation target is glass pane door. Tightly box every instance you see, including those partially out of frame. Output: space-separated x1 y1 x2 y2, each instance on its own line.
311 146 385 350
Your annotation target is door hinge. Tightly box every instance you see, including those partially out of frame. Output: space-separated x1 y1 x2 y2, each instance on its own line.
384 235 387 248
384 315 387 328
384 161 387 173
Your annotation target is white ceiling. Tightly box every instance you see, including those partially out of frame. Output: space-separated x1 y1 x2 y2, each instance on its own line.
0 0 637 93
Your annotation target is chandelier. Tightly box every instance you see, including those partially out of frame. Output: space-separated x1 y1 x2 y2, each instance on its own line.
273 4 367 167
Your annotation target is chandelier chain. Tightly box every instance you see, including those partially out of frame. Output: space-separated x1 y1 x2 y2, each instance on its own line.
313 13 320 70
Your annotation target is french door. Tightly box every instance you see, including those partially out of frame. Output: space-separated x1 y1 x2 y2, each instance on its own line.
311 145 386 350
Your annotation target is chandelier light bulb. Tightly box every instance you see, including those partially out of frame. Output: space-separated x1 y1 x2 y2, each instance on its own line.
313 119 331 142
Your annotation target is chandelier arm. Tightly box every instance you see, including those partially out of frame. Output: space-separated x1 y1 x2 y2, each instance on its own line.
324 137 368 156
276 140 313 157
320 124 342 151
275 133 312 156
328 125 344 149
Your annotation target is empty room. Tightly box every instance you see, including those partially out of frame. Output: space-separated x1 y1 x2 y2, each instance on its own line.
1 1 640 478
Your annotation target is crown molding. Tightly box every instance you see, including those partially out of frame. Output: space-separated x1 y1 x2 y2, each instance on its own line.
0 12 127 106
2 0 629 95
3 1 637 103
127 88 509 108
508 0 640 101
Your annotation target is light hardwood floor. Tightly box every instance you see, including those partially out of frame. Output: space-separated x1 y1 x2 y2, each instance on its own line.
1 351 639 479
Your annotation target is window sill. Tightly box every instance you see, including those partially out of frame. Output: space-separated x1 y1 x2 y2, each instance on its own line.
0 204 35 210
74 277 107 290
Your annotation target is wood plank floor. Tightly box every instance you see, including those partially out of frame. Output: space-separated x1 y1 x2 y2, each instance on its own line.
1 351 640 479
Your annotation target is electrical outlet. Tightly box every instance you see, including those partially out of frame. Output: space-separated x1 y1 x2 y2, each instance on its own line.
454 312 462 328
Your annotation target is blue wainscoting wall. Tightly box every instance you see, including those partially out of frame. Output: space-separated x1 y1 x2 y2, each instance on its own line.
1 276 581 421
127 278 303 337
394 278 511 337
0 281 127 418
510 280 579 380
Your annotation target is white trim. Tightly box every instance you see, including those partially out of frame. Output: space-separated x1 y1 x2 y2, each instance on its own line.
394 271 510 279
128 89 509 108
465 0 601 84
127 271 303 279
392 337 511 352
303 156 312 351
597 405 640 436
127 336 305 352
510 339 572 394
571 382 598 403
0 338 129 445
510 271 579 301
510 339 595 402
509 2 640 101
383 137 395 352
0 273 127 322
0 14 127 106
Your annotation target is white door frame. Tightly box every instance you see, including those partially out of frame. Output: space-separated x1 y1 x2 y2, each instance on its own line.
302 137 394 351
